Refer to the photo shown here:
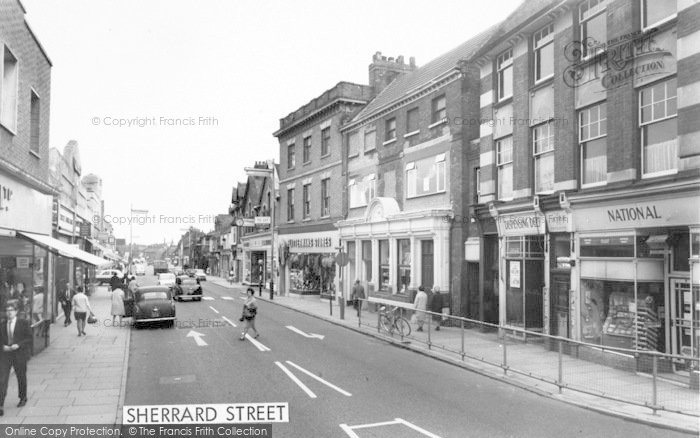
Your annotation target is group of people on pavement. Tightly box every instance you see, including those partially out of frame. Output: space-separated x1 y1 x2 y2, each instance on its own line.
58 282 94 336
109 272 138 325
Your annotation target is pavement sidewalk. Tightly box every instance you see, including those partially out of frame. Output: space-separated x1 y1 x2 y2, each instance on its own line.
0 285 129 425
210 276 699 435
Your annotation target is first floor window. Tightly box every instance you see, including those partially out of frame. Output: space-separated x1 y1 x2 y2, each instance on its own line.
496 137 513 200
349 176 376 208
496 49 513 101
579 0 607 59
534 24 554 81
533 121 555 193
406 155 446 198
321 127 331 156
642 0 676 28
302 184 311 218
1 45 19 132
431 95 446 124
364 129 376 151
640 78 677 177
385 118 396 142
320 178 330 217
348 131 360 157
286 188 294 221
579 102 607 186
303 136 312 163
287 144 295 169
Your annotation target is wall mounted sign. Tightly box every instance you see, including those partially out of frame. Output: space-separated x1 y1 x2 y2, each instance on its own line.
497 212 546 236
575 195 700 231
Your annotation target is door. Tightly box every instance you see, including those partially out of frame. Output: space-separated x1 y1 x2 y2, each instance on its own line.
671 278 697 365
421 240 434 290
550 273 570 337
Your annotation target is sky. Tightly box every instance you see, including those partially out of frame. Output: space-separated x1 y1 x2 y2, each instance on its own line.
22 0 522 244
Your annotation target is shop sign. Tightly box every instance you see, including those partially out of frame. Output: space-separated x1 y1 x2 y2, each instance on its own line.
545 210 571 233
52 199 59 225
509 261 521 288
254 216 271 226
285 231 339 254
575 195 700 231
580 235 634 246
0 172 52 234
497 213 545 237
80 222 92 237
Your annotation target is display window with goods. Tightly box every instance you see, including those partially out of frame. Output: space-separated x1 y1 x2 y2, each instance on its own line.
288 254 336 295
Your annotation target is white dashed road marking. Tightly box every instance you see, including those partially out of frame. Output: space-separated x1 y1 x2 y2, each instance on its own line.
209 306 219 314
339 418 441 438
275 361 316 399
221 316 237 327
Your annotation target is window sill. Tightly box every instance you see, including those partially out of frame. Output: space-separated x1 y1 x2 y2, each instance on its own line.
382 138 397 146
642 15 677 33
303 161 312 167
364 148 376 155
348 153 360 159
0 120 17 136
287 166 295 171
535 190 555 196
581 181 607 189
29 149 41 159
403 130 420 138
493 96 512 108
320 215 330 219
428 119 447 130
320 153 330 159
532 76 553 90
302 218 312 222
642 169 678 179
286 220 295 224
349 204 367 210
498 197 514 202
406 190 447 200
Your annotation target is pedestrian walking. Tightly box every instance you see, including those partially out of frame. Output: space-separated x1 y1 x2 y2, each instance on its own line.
239 288 259 340
430 285 442 331
413 286 428 332
71 287 94 337
0 303 32 416
109 272 121 292
111 287 126 325
59 282 73 326
351 280 365 317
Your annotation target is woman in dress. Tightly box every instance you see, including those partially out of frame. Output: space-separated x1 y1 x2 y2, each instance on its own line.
239 288 259 340
111 286 126 325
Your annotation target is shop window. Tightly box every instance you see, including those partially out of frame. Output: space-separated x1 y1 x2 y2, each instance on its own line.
321 127 331 157
378 240 389 292
362 240 372 284
671 231 690 272
580 235 634 257
579 102 607 186
303 136 312 164
1 45 19 133
579 0 607 59
406 154 446 198
0 239 35 324
505 235 545 258
397 239 411 294
580 278 664 351
640 78 677 177
347 241 356 284
496 48 513 101
496 137 513 200
642 0 676 29
692 231 700 258
289 254 321 294
533 24 554 82
533 121 555 193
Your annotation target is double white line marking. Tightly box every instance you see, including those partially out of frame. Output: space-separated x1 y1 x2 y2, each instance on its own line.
275 360 351 398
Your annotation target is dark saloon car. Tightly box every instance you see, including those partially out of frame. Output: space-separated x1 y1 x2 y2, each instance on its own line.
132 286 176 327
174 276 203 302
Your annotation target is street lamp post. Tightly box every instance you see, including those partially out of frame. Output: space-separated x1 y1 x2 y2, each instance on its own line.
244 162 275 300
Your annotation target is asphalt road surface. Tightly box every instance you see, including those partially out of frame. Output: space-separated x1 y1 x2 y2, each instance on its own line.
123 273 690 438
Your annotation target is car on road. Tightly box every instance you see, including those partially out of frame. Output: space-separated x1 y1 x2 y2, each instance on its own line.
134 263 146 276
194 269 207 281
173 276 203 302
96 269 124 285
157 272 177 287
132 286 176 327
185 268 196 277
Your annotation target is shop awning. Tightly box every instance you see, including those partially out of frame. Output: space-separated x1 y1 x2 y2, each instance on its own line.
88 239 122 261
19 231 112 267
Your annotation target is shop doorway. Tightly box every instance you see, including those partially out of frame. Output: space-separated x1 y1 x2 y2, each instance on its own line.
251 251 265 285
550 274 570 337
670 278 696 368
421 240 434 290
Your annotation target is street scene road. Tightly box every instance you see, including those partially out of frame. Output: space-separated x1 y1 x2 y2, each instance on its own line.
122 273 690 437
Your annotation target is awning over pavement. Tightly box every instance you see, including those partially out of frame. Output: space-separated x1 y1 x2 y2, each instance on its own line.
19 231 112 267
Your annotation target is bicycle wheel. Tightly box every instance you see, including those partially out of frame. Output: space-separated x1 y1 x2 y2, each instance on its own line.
379 314 393 333
395 317 411 337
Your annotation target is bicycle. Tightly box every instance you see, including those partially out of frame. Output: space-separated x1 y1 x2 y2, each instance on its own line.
378 305 411 337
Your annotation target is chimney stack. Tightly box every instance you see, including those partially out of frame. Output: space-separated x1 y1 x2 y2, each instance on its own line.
369 51 417 94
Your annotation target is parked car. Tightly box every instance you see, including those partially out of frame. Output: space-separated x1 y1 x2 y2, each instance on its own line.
96 269 124 285
185 269 196 277
132 286 176 327
194 269 207 281
157 273 177 287
173 276 203 302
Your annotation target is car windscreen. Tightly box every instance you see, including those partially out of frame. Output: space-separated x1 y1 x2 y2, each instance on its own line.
181 279 197 285
139 292 169 300
160 275 175 280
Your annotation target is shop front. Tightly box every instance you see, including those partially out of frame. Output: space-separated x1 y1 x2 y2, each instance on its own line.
573 191 700 367
337 198 451 304
496 211 546 332
279 230 339 298
241 234 271 287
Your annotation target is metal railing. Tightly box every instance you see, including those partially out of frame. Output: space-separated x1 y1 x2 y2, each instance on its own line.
355 298 699 417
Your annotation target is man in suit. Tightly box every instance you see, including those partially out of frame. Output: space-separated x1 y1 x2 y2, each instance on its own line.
0 302 32 416
59 282 73 326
